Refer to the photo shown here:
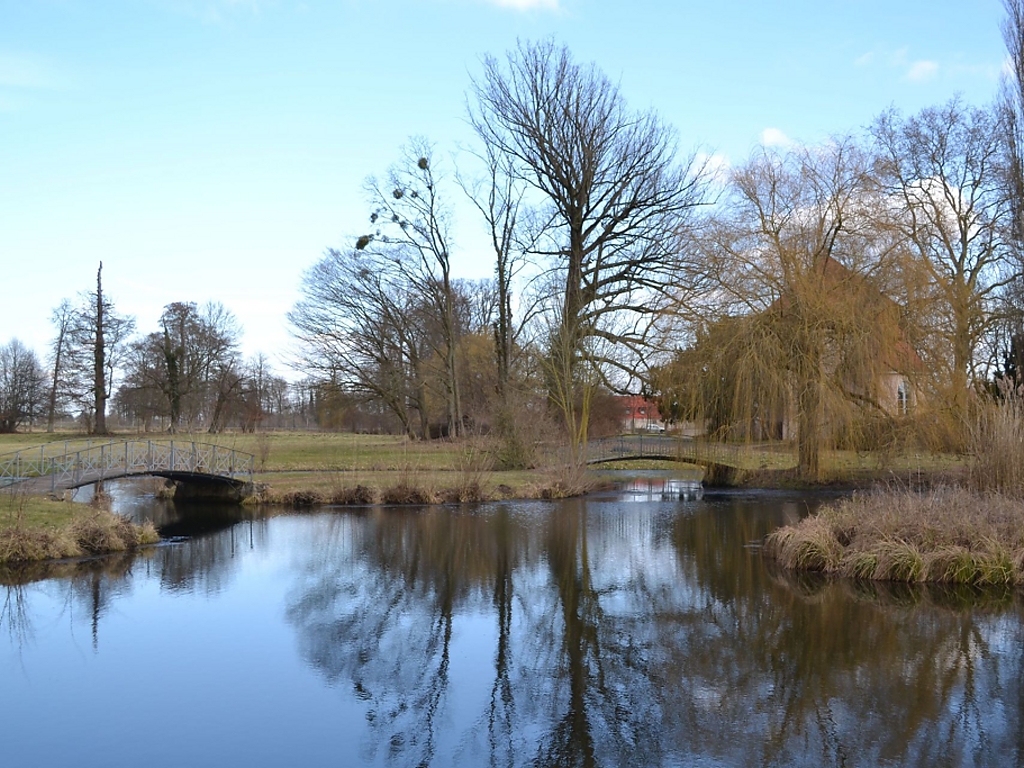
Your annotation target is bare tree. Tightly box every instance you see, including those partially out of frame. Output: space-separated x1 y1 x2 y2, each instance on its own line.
61 263 135 434
290 247 431 438
456 141 542 398
872 100 1014 427
996 0 1024 386
45 299 75 432
117 301 243 432
469 40 708 456
0 339 47 433
357 140 464 437
1003 0 1024 247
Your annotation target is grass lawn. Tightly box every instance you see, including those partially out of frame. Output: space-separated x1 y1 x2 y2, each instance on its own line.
1 492 79 530
0 430 495 472
0 429 966 483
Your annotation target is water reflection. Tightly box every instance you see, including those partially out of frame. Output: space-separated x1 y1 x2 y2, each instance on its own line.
620 476 704 501
282 497 1024 768
1 493 1023 767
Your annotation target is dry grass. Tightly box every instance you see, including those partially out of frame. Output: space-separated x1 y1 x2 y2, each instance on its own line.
766 486 1024 585
968 398 1024 496
0 505 158 565
69 509 159 555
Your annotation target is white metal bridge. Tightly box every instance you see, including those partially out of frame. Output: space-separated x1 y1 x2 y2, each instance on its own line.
0 439 255 494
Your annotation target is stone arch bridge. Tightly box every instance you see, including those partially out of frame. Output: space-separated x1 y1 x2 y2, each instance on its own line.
0 439 255 499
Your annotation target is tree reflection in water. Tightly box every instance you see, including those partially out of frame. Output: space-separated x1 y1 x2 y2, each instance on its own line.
5 494 1019 767
284 496 1024 768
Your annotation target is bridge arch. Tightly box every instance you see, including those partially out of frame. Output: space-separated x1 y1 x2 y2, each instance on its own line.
584 435 746 486
0 439 256 499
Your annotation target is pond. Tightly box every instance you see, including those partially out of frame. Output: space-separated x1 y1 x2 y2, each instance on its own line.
2 477 1023 768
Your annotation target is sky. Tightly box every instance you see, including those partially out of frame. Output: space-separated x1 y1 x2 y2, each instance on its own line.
0 0 1011 377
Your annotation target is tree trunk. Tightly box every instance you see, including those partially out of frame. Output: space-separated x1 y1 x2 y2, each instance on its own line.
796 348 824 482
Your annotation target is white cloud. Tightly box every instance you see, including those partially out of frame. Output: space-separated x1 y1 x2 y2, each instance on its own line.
855 46 951 84
905 60 939 83
485 0 560 9
695 151 731 184
760 128 793 148
854 51 875 67
890 47 909 66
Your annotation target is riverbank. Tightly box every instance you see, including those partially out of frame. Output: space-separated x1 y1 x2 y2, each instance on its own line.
0 494 158 564
0 462 597 565
249 466 596 506
0 430 968 565
765 486 1024 586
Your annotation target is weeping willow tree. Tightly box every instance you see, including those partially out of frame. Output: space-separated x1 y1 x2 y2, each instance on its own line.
659 141 914 480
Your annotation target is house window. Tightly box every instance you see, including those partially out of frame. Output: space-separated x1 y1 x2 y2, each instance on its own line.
896 380 909 415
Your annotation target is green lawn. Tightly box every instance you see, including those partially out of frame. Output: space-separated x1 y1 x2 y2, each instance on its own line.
0 429 966 478
0 492 78 530
0 430 495 473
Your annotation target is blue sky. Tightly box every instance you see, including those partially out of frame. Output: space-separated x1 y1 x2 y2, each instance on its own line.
0 0 1009 372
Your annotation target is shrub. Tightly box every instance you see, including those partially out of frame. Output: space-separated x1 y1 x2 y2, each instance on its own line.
330 485 377 505
380 483 434 505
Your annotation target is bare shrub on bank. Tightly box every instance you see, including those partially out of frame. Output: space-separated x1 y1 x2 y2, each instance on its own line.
70 510 158 555
968 397 1024 496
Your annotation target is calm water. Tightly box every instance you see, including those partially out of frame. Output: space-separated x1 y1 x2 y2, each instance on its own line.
2 478 1023 768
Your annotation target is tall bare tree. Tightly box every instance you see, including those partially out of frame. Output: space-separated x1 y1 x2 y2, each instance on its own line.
356 141 464 437
457 141 541 399
61 263 135 434
469 40 708 454
1003 0 1024 247
872 100 1014 427
45 299 75 432
997 0 1024 384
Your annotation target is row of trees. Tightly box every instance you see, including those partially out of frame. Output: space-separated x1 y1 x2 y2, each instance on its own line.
291 40 710 466
0 264 314 434
0 264 133 434
654 99 1015 477
0 261 483 434
290 14 1024 477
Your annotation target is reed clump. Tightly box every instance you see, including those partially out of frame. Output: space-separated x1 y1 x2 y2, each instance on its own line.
70 510 159 555
0 509 158 565
768 398 1024 585
379 482 435 505
968 397 1024 495
329 485 377 505
765 486 1024 585
0 526 74 563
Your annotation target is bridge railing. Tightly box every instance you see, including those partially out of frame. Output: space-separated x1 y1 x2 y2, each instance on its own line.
0 440 255 492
